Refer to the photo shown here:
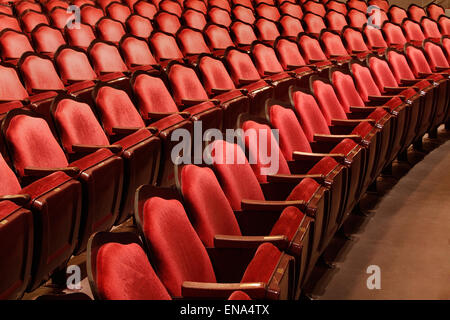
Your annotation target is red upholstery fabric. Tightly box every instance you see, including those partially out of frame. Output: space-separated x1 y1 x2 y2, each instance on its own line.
183 9 207 31
256 4 280 21
0 154 21 195
177 28 210 55
368 56 400 91
149 32 183 61
181 164 241 247
142 197 217 297
387 51 416 83
326 0 347 15
32 25 65 54
20 55 65 92
326 11 347 32
56 48 97 83
348 9 367 30
255 18 280 42
279 15 303 38
66 23 96 49
49 7 73 29
0 15 21 33
427 4 445 21
89 42 128 74
96 242 171 300
154 11 181 35
408 5 426 23
81 5 105 27
303 12 326 35
185 0 207 14
343 28 369 53
21 11 49 33
252 44 284 76
230 21 257 46
226 50 261 84
5 115 69 176
292 91 330 142
363 26 388 50
438 16 450 36
351 63 382 101
298 35 327 63
204 24 234 50
405 46 433 78
269 206 305 241
280 2 303 19
275 39 306 69
332 71 366 111
208 7 232 27
160 0 182 17
168 64 209 105
95 86 145 136
303 1 326 17
198 56 236 95
424 41 450 71
121 37 157 67
403 20 426 43
0 30 33 60
126 15 153 39
134 1 157 20
0 65 29 101
53 99 110 153
210 140 265 210
382 23 407 47
233 5 255 25
312 80 348 125
133 74 179 117
286 176 321 201
240 243 281 283
97 18 126 44
422 18 443 39
321 31 349 58
242 120 291 183
347 0 367 12
106 2 131 23
269 105 312 160
389 6 408 25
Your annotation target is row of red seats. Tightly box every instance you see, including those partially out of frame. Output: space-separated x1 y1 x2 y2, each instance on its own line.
0 0 449 300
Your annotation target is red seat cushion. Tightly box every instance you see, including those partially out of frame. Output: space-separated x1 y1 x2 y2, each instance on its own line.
240 243 281 283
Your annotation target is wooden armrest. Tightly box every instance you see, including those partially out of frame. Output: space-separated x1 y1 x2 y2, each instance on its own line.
313 133 362 143
308 58 325 64
24 166 80 178
111 127 141 135
349 106 387 113
211 88 230 95
286 64 305 70
148 111 190 120
264 70 279 76
435 66 449 72
181 281 266 299
418 72 433 78
368 95 401 102
238 78 258 85
214 235 289 249
266 173 332 187
0 194 31 206
372 46 386 50
241 199 307 212
72 144 122 153
383 86 409 94
292 151 347 163
351 49 367 54
331 118 375 126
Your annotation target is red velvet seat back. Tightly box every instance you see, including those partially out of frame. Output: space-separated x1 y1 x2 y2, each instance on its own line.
252 43 284 76
32 25 66 55
230 21 257 46
347 0 367 13
0 15 21 33
387 50 416 83
5 115 69 176
226 50 261 84
241 120 291 182
133 74 179 117
89 42 128 74
402 20 426 43
126 15 153 39
389 6 408 25
168 64 209 105
185 0 207 14
159 0 182 17
198 56 236 95
20 10 49 33
208 7 232 28
181 164 241 247
177 28 210 56
255 18 280 42
421 17 442 39
0 154 22 195
256 4 280 21
343 28 369 53
56 48 97 84
210 140 265 210
275 38 306 69
120 36 157 67
320 31 349 58
298 35 327 63
326 0 347 15
16 1 42 15
279 2 303 19
209 0 231 12
279 15 303 38
95 86 145 136
303 12 326 35
405 46 433 78
233 5 256 25
382 22 407 47
134 1 157 20
66 23 96 49
0 65 29 101
292 90 331 142
303 1 326 17
80 5 105 27
347 9 366 30
106 2 132 23
325 10 347 32
350 63 382 101
0 30 33 60
49 7 74 29
269 104 312 160
96 242 171 300
332 70 367 109
53 98 110 153
47 0 69 11
97 18 126 44
182 9 207 31
363 26 387 50
312 79 348 125
408 4 427 23
424 41 450 71
154 11 181 35
427 4 445 21
368 56 400 91
204 24 234 50
142 197 216 297
20 54 65 93
149 32 183 61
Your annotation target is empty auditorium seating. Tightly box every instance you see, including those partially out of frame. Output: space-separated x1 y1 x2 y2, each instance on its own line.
31 24 66 57
65 22 96 50
182 8 207 30
154 10 181 35
279 15 304 38
96 17 126 45
0 29 33 63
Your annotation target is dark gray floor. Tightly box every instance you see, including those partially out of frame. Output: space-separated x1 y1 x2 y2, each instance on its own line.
307 126 450 300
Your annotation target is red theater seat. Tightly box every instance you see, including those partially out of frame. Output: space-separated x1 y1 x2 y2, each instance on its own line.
0 29 34 63
279 15 304 39
31 24 66 57
65 22 96 50
233 4 256 25
80 4 105 28
125 14 153 40
154 11 181 35
182 8 207 31
133 1 157 20
96 17 126 45
106 2 132 23
149 31 184 64
208 6 232 28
